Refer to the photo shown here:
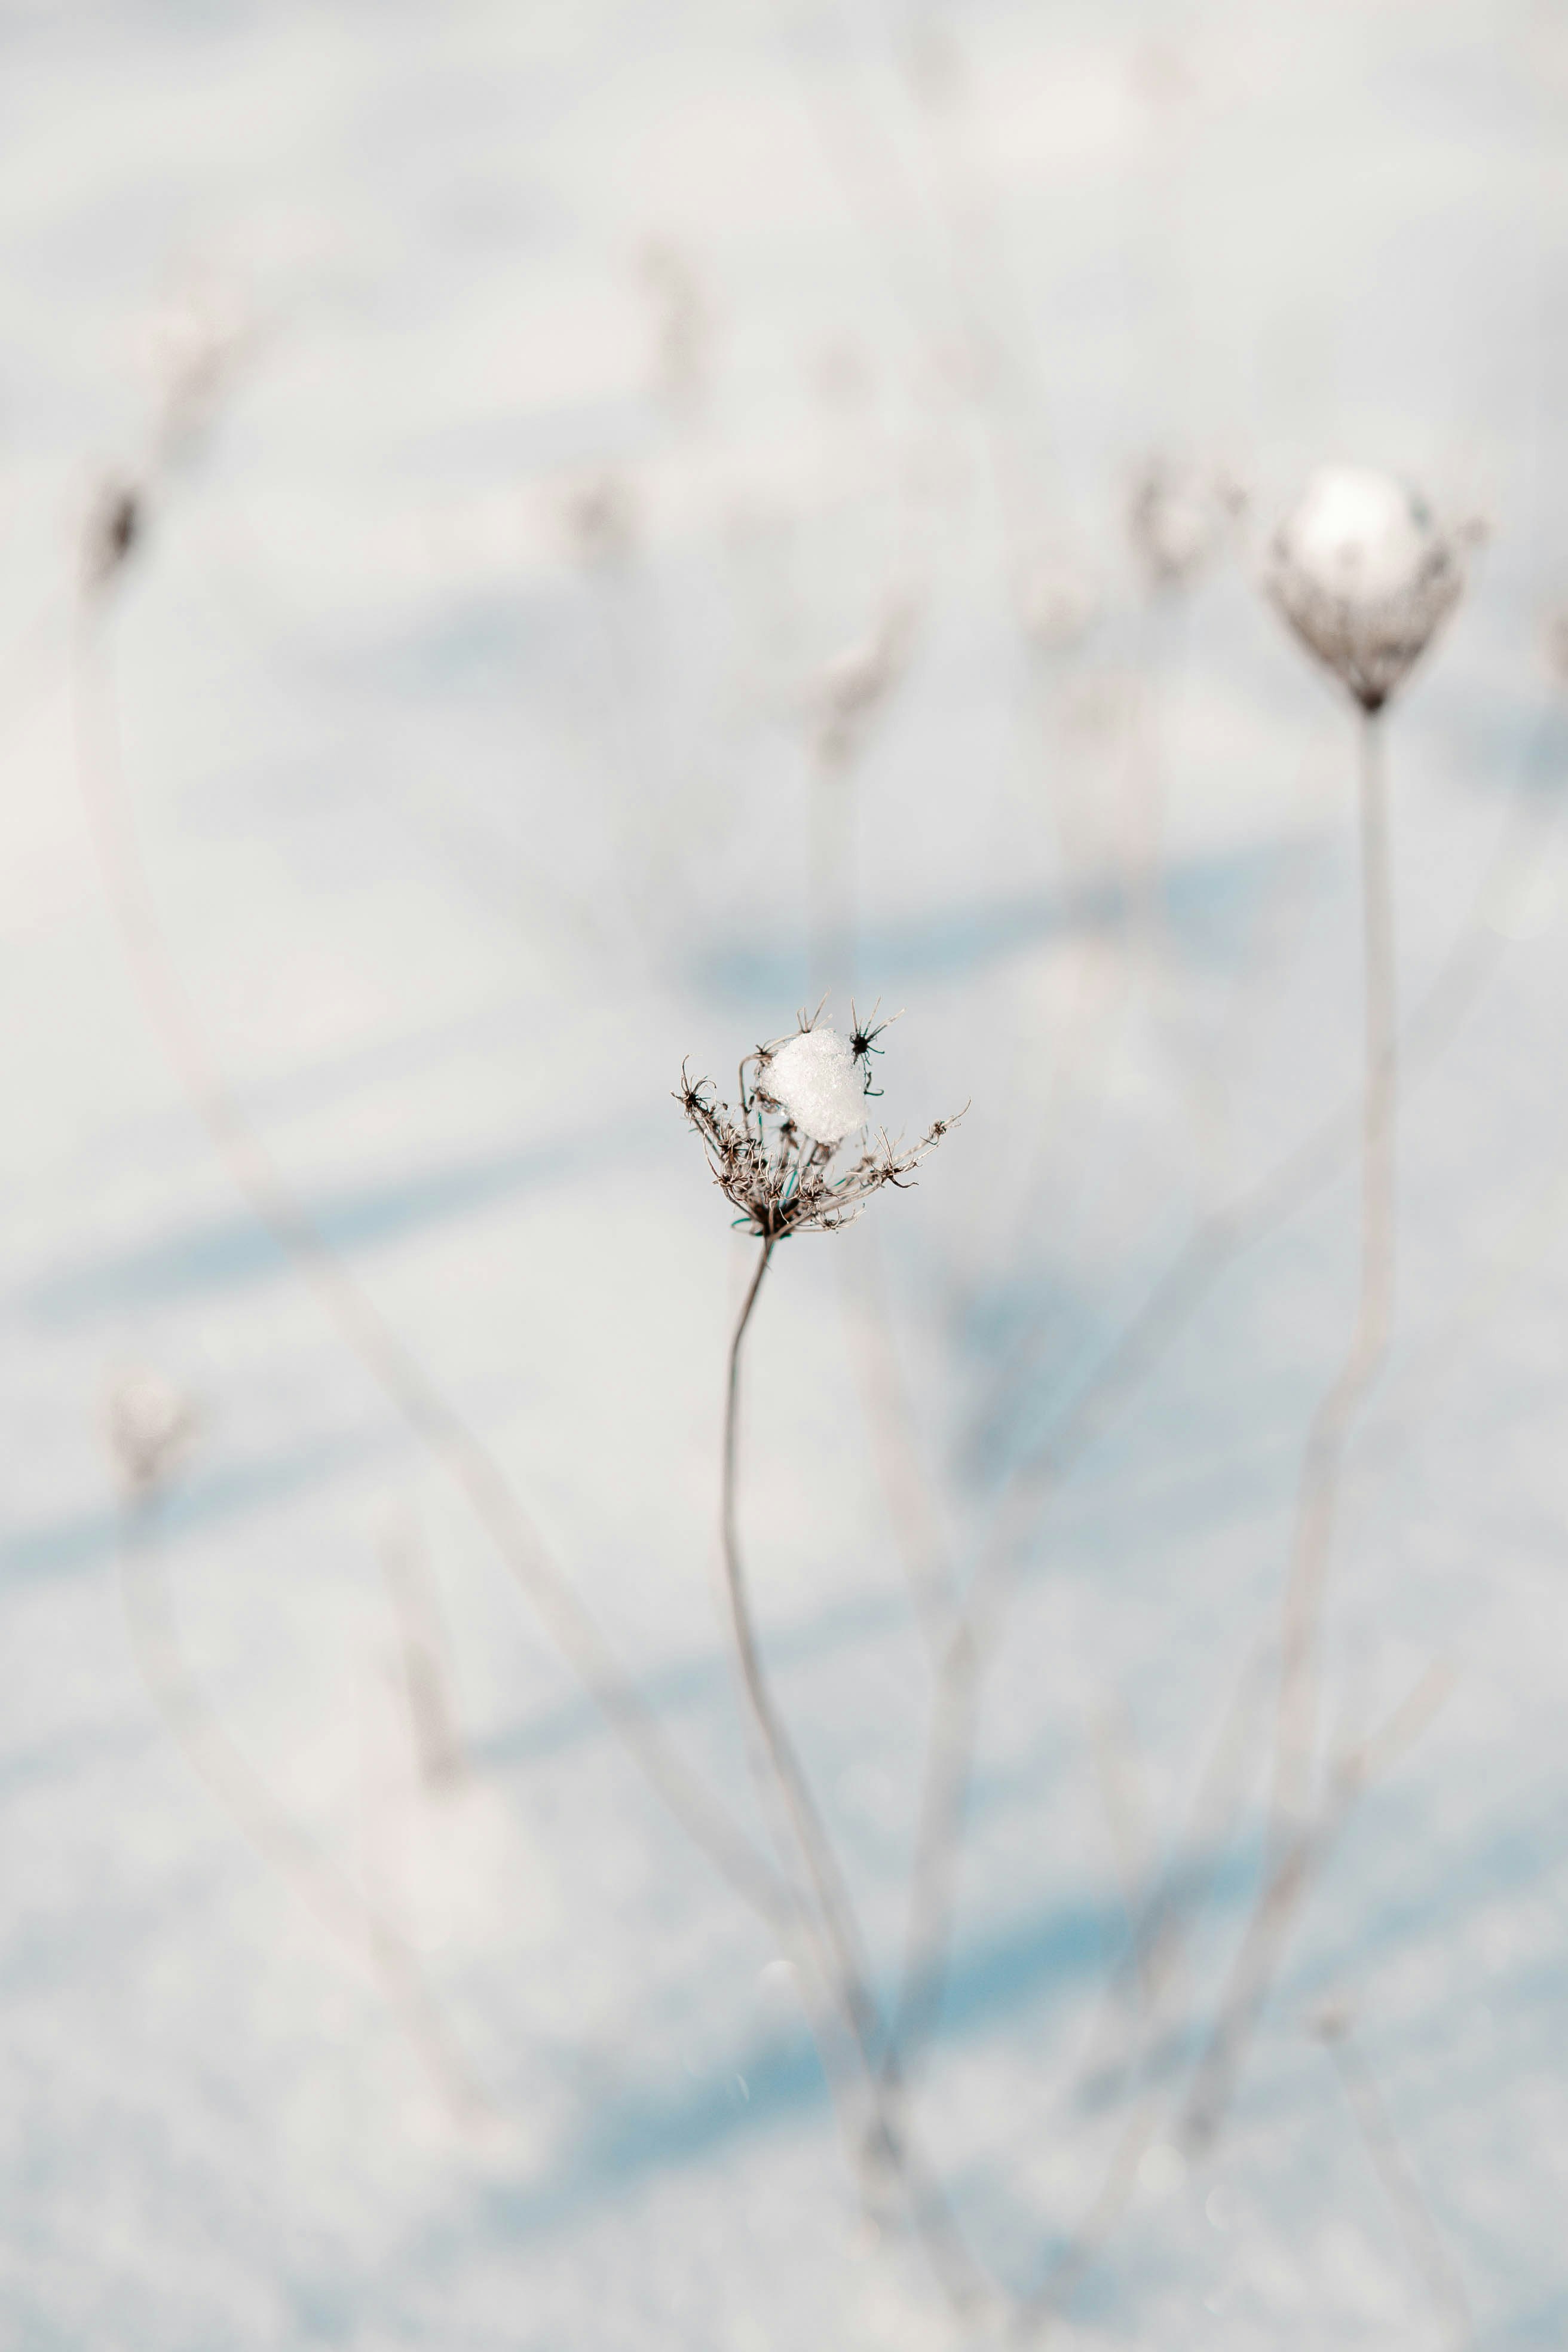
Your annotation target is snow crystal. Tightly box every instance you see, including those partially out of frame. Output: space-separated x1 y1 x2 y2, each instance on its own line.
761 1027 867 1144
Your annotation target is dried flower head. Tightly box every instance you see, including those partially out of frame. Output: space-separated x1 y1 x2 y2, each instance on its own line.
814 599 918 770
105 1366 198 1499
143 273 251 461
678 1010 957 1239
1128 456 1223 593
1267 465 1469 712
84 478 143 592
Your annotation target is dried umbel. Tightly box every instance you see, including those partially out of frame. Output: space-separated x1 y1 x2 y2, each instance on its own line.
814 601 918 770
1128 456 1224 594
84 478 143 593
1266 465 1469 712
678 1013 957 1239
105 1367 198 1499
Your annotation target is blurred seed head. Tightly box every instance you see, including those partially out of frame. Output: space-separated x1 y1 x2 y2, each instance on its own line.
143 272 252 464
83 478 145 593
105 1366 198 1500
814 598 918 770
1267 464 1471 712
561 468 638 569
1305 1995 1355 2044
1128 455 1224 594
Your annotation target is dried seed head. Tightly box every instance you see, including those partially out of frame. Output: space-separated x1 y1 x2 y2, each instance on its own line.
814 599 917 770
105 1366 198 1499
144 273 251 461
677 1011 958 1240
1128 457 1222 593
84 479 143 592
1267 465 1467 712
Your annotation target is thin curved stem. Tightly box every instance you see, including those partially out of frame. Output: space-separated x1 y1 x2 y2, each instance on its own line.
1271 706 1396 1836
72 608 789 1938
721 1239 881 2054
721 1235 993 2316
889 700 1541 2091
1180 705 1398 2151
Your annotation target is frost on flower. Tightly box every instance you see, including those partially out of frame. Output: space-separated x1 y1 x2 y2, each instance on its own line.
678 1012 958 1239
757 1025 866 1144
1267 464 1469 711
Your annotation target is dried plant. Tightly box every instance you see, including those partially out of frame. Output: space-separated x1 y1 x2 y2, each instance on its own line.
105 1364 198 1499
142 271 253 467
1128 454 1225 595
82 479 144 595
678 1012 956 1241
71 489 790 1940
679 1009 981 2311
1266 464 1472 712
1177 463 1477 2151
812 599 918 773
560 466 639 570
105 1371 488 2123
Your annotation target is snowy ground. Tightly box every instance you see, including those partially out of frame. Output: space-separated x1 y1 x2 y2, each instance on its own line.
2 1 1567 2344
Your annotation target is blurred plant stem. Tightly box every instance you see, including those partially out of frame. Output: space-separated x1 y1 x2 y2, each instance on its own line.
118 1493 490 2127
1182 705 1398 2150
721 1234 994 2319
71 605 791 1938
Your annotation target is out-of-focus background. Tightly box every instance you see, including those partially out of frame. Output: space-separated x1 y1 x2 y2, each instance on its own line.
2 2 1567 2344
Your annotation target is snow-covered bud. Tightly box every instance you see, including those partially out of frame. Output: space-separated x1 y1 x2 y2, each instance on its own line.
1267 465 1468 712
757 1025 867 1144
105 1367 197 1499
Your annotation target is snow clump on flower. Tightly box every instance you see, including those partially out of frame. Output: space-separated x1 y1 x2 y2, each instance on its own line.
676 1012 960 1240
1267 464 1469 712
758 1025 867 1144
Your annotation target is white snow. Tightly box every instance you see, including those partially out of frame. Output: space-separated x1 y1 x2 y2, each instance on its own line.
760 1025 868 1144
1276 465 1440 608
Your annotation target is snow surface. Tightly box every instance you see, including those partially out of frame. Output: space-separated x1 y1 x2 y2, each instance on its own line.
1 2 1566 2348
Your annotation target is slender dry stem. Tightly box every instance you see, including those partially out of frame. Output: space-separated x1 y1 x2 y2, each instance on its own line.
1318 2016 1474 2350
1272 707 1397 1836
1177 707 1396 2150
720 1234 992 2316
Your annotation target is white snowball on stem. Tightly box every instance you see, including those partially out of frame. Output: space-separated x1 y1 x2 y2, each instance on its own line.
763 1027 866 1144
1278 466 1435 606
